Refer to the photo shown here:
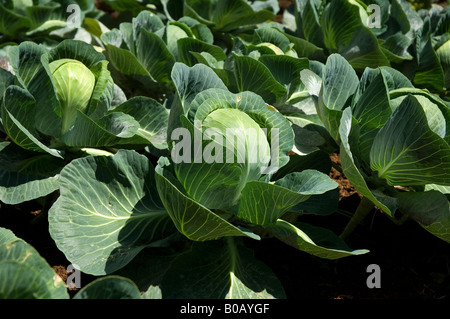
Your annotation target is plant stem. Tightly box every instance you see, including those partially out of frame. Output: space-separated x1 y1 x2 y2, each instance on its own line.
386 211 409 226
339 196 374 239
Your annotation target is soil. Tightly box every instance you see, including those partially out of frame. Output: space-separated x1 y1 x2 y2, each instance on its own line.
436 0 449 7
275 0 295 23
94 0 119 19
329 153 361 200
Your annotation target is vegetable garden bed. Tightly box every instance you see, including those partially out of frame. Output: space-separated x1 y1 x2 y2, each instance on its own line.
0 0 450 302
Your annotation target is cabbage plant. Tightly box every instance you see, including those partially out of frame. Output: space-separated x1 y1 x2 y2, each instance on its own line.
291 0 450 94
100 10 225 98
0 0 103 46
290 0 394 70
161 0 279 33
196 24 312 107
98 8 315 109
302 53 450 243
0 39 169 205
0 226 142 299
410 4 450 92
49 58 96 135
98 5 287 100
46 62 369 298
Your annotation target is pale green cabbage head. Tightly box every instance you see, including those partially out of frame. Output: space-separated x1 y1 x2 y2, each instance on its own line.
49 58 96 135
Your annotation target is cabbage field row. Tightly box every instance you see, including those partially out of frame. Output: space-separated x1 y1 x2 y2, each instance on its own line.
0 0 449 300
